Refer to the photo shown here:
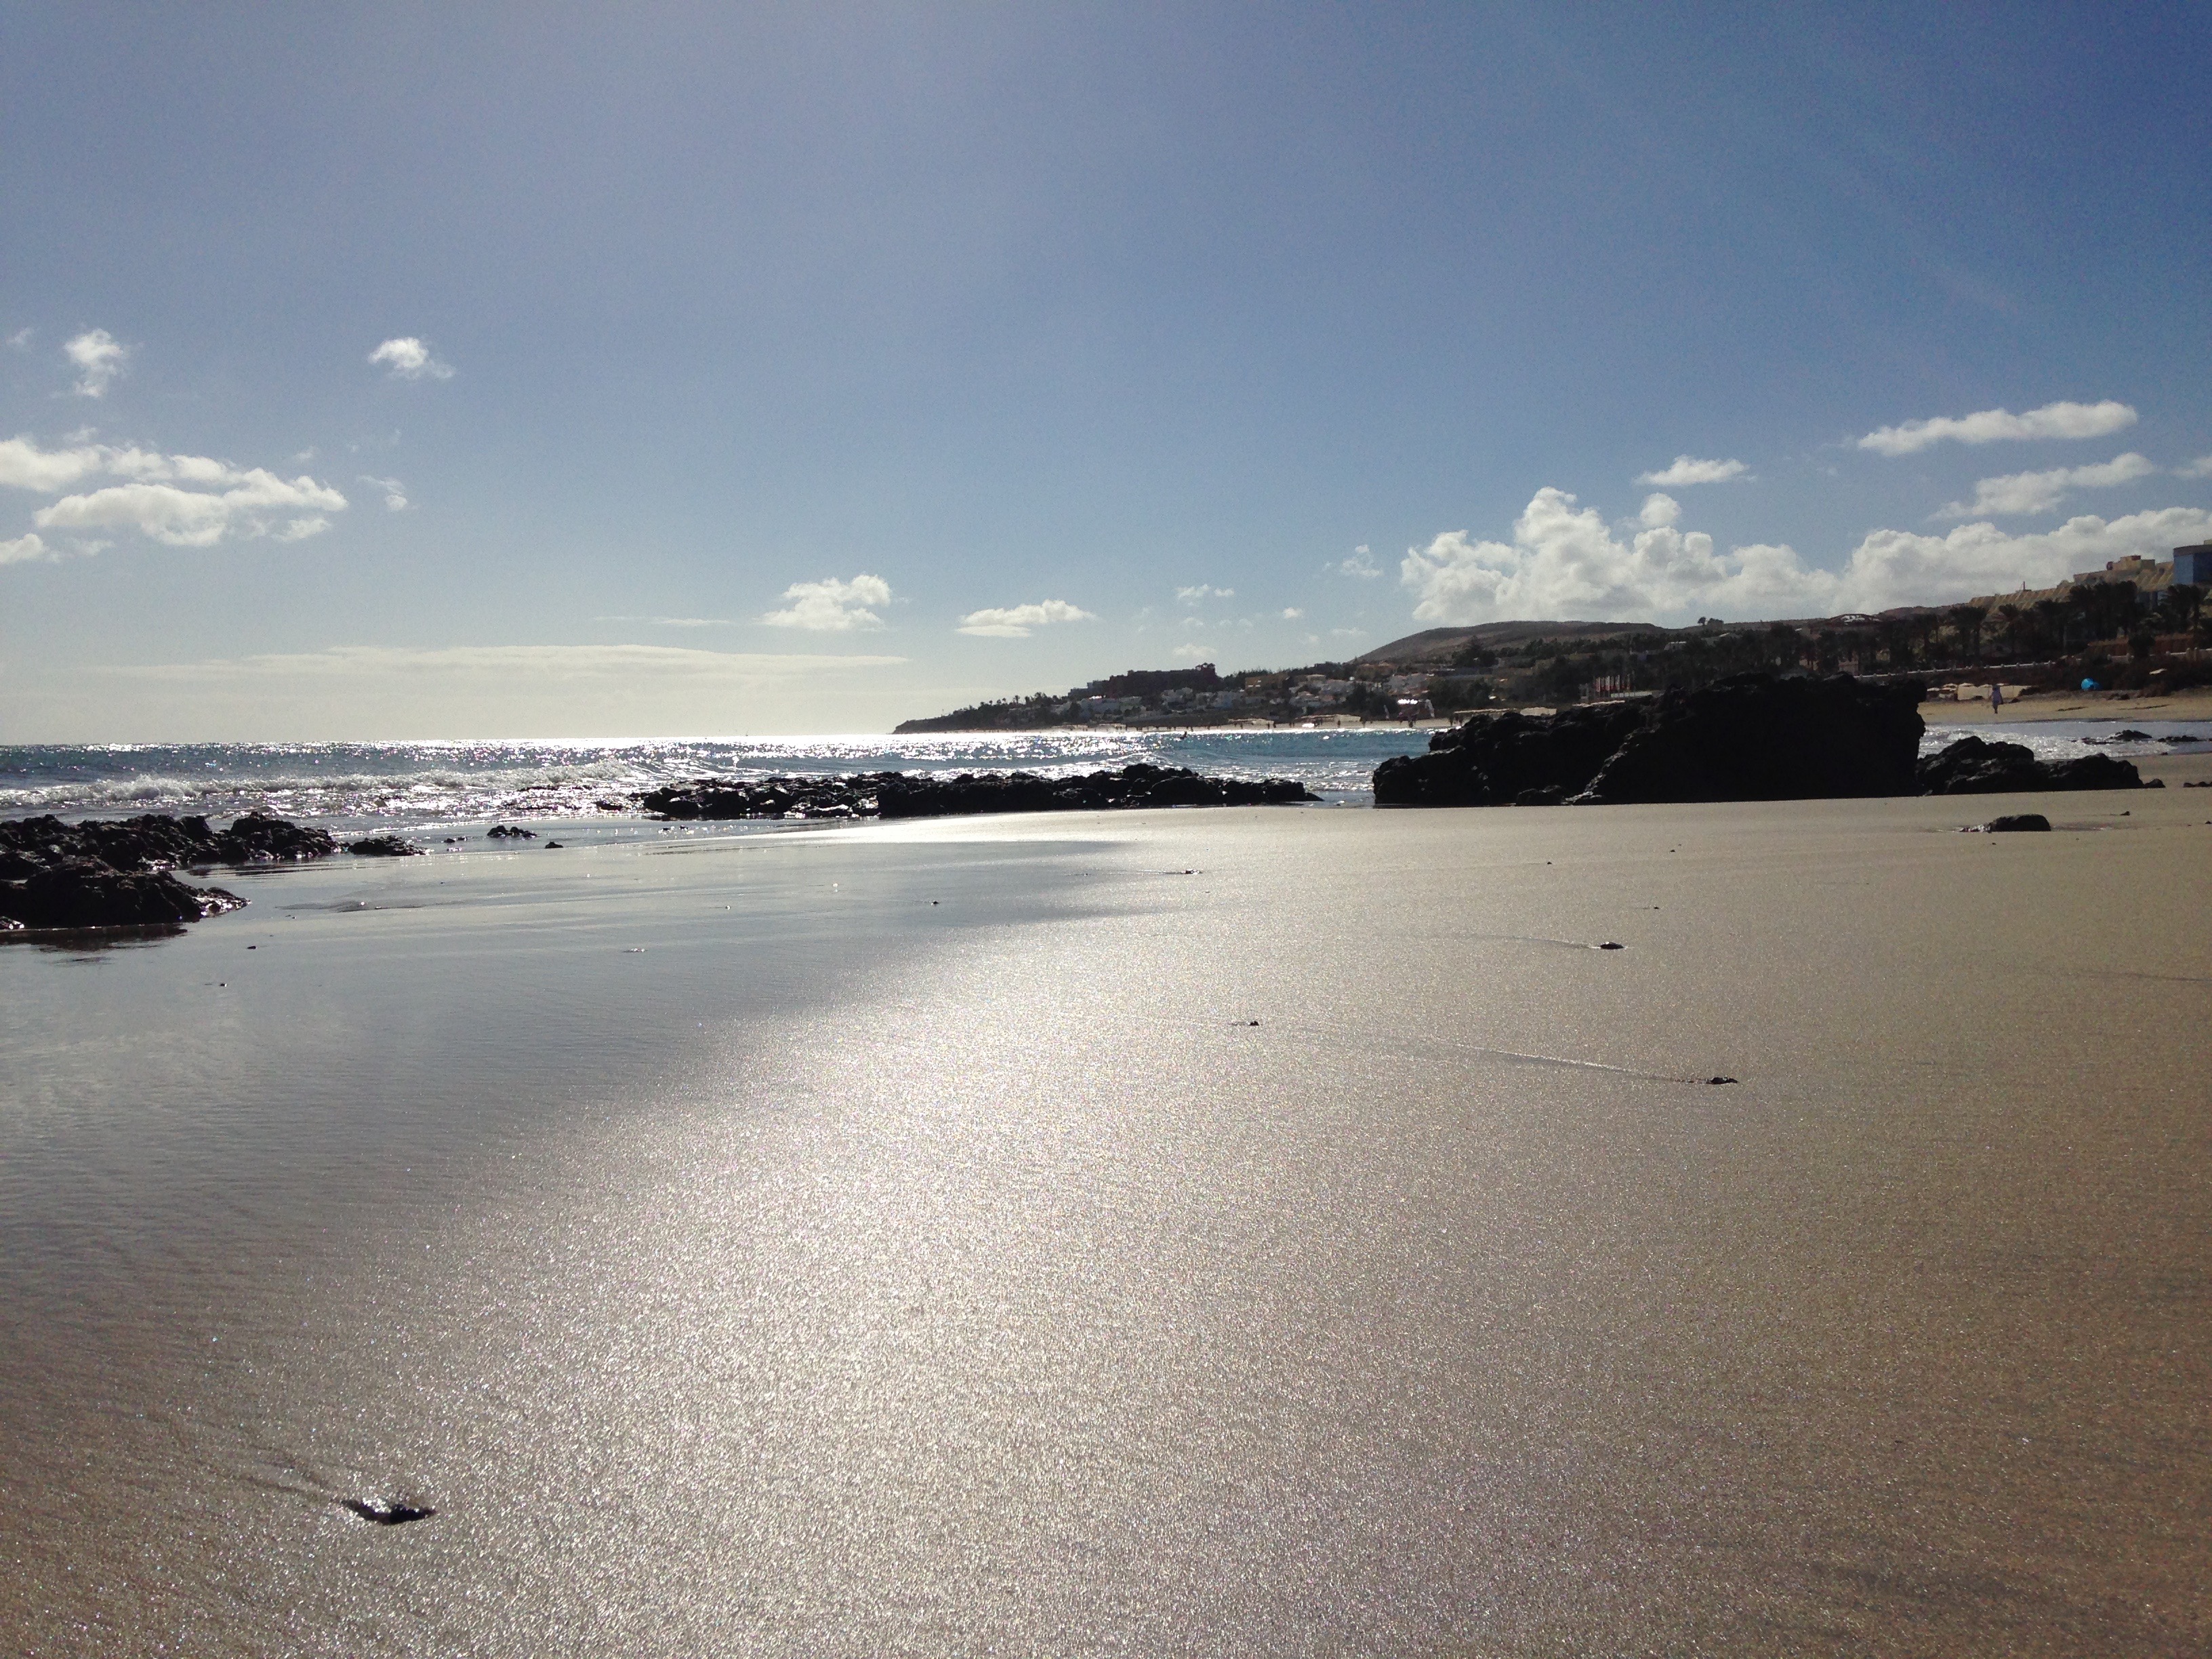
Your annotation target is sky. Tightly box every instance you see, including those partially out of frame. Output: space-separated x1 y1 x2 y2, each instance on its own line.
4 1 2210 740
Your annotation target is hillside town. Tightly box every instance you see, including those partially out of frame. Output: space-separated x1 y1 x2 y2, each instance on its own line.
895 543 2212 732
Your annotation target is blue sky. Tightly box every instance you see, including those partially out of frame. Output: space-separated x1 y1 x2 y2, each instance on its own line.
4 2 2209 738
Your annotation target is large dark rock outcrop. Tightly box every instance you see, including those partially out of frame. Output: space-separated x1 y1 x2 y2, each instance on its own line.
1 863 243 930
639 764 1316 821
1374 675 1925 807
1572 674 1925 804
1916 736 2153 795
0 811 335 932
1 811 337 872
1370 703 1648 806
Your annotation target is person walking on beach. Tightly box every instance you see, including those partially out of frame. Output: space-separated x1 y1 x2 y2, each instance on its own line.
1990 682 2003 714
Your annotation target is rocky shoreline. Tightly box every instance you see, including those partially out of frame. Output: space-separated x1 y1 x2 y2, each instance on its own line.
5 708 2165 933
1374 674 2156 806
0 812 337 933
1 765 1321 931
639 762 1319 821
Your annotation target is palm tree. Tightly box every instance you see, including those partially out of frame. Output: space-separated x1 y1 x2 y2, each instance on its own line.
2030 598 2074 656
1946 605 1984 663
2160 582 2202 635
1992 602 2023 658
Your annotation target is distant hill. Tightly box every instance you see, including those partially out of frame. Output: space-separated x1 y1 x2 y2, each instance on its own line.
1358 620 1670 665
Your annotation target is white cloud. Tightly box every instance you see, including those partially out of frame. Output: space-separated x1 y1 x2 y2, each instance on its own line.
1935 452 2156 519
956 598 1096 638
1176 583 1234 603
1636 455 1748 486
1398 487 2212 625
0 435 109 491
1638 493 1681 529
1 433 348 550
0 532 51 565
595 615 740 628
6 329 31 350
64 329 128 398
1856 399 2136 456
360 474 409 510
1827 509 2212 609
36 472 347 548
369 337 455 381
1279 607 1304 619
1334 546 1380 578
762 573 891 631
2177 455 2212 480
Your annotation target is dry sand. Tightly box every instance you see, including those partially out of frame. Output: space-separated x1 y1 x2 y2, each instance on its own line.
2 779 2209 1655
1925 684 2212 726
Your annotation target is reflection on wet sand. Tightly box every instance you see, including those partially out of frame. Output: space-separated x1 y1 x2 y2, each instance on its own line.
3 783 2209 1654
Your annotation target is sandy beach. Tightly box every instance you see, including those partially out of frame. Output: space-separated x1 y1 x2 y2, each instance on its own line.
1923 684 2212 726
3 770 2209 1656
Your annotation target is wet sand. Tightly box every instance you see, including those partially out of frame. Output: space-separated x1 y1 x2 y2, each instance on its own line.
3 779 2209 1655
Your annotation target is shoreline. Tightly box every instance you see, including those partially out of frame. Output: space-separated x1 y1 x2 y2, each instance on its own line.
1919 684 2212 725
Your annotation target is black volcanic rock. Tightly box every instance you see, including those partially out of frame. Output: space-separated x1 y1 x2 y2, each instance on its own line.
2 862 243 929
0 811 335 932
1572 674 1924 804
1374 675 1923 807
639 764 1316 823
345 835 424 857
1372 703 1647 806
1917 737 2152 795
0 811 336 873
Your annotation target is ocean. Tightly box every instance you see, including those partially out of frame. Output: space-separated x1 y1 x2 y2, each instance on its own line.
3 718 2206 834
0 729 1433 832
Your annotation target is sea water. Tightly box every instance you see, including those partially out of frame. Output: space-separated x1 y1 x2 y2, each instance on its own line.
3 719 2205 837
0 729 1435 832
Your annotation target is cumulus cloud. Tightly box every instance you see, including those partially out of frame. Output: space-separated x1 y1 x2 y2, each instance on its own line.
1636 455 1748 487
2177 455 2212 480
1 432 347 550
1935 453 2156 519
360 474 409 510
1836 508 2212 607
1334 546 1380 578
1856 399 2136 456
36 474 346 546
956 598 1096 638
762 573 891 631
1176 583 1234 603
64 329 128 397
0 435 109 491
1399 487 2212 625
369 337 455 381
1280 607 1304 619
1 532 51 565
